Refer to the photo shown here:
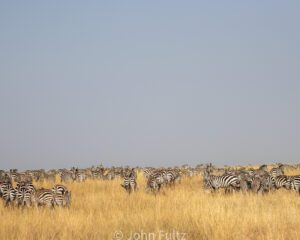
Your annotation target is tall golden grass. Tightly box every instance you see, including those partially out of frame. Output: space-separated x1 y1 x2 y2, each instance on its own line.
0 169 299 240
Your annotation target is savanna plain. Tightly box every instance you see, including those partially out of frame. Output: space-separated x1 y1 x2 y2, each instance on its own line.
0 169 300 240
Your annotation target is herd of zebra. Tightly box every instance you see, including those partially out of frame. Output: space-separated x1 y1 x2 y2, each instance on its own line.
203 164 300 194
0 163 299 208
0 180 71 208
120 167 181 194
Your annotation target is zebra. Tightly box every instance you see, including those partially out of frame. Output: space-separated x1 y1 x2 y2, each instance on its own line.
274 175 290 190
270 165 284 177
251 173 275 193
1 183 17 206
251 175 263 193
162 170 177 187
16 186 33 207
1 174 12 185
243 169 255 176
288 175 300 194
205 163 214 174
70 168 86 182
91 167 104 179
51 184 71 207
150 171 165 186
60 171 75 183
143 168 155 179
16 181 35 192
258 164 268 172
121 169 137 194
52 184 69 196
0 182 9 197
145 175 162 193
203 171 240 193
31 188 55 208
237 172 252 192
143 169 166 194
53 191 71 207
75 171 87 182
9 169 18 182
253 164 269 176
15 181 36 207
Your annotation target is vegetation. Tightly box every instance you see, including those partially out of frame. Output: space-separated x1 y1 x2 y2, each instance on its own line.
0 169 299 240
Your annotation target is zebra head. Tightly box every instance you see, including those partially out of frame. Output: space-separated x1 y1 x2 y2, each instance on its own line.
284 177 292 190
202 170 212 191
64 191 71 207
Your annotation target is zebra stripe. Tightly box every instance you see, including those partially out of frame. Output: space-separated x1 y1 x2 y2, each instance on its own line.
274 175 290 190
270 166 284 177
16 186 33 207
146 176 162 193
121 169 137 193
289 175 300 193
204 172 239 192
31 189 55 208
54 191 71 207
52 184 69 196
1 184 16 206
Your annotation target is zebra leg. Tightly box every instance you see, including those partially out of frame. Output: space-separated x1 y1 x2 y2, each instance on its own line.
4 199 9 207
225 187 230 194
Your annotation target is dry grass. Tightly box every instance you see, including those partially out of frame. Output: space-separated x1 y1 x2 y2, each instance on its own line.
0 169 300 240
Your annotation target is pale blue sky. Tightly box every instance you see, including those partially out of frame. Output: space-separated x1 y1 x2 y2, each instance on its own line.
0 1 299 169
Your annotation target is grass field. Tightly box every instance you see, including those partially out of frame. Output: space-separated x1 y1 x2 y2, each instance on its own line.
0 169 300 240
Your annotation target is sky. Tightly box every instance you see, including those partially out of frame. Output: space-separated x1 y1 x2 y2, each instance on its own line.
0 1 299 170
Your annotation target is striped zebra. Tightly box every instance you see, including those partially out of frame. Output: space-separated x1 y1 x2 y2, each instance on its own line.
143 168 156 179
16 181 36 192
15 181 36 207
144 169 167 193
270 165 284 177
203 171 240 193
31 188 55 208
52 184 69 195
253 165 269 176
274 175 290 190
16 186 33 207
260 174 276 192
258 165 268 172
162 170 178 186
288 175 300 194
151 171 165 186
121 169 137 194
251 174 275 193
91 168 103 179
145 175 162 193
1 174 12 185
1 183 17 206
9 169 18 182
0 182 8 197
52 184 71 207
53 191 71 207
